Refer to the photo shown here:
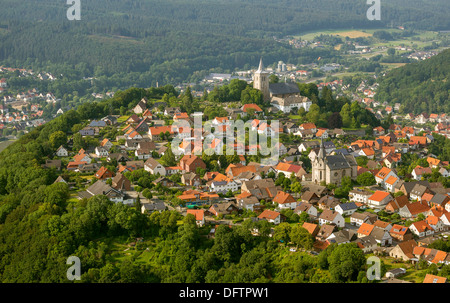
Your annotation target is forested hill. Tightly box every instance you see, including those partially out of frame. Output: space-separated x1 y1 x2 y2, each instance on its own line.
375 48 450 114
0 0 449 87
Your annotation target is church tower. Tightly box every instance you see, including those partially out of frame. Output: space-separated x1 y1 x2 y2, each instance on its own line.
253 58 270 102
312 138 327 184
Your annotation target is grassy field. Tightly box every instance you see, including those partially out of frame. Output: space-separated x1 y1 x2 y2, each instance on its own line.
0 140 15 153
331 30 372 39
117 115 130 124
295 28 442 48
295 29 374 40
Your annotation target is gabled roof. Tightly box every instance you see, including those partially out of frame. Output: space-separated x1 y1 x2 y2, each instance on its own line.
242 103 263 113
394 239 417 259
375 167 393 180
410 220 433 233
402 201 430 216
302 222 319 235
358 223 375 236
187 209 205 221
273 191 296 204
258 209 280 220
337 202 357 211
385 176 399 186
369 191 391 202
319 209 340 221
269 82 300 95
423 274 447 283
390 224 410 236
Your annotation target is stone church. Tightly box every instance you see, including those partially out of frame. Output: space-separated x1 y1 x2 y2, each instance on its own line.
253 58 312 113
312 139 358 185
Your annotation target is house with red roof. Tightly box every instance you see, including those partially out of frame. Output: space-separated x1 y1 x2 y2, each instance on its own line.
241 103 263 114
399 201 431 218
367 191 393 209
385 175 400 192
179 155 206 173
426 215 446 232
186 209 205 227
389 224 413 242
95 166 115 180
409 220 435 238
411 165 433 181
148 125 175 140
258 209 281 225
423 274 447 283
273 191 297 210
374 167 398 189
173 112 189 121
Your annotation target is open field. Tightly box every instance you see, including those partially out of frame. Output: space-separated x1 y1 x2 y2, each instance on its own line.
331 31 372 39
0 140 15 153
295 28 443 45
295 28 374 40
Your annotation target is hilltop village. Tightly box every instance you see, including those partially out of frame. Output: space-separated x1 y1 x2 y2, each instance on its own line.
38 59 450 284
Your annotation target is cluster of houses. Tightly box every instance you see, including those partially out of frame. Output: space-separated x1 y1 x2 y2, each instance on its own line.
42 79 450 283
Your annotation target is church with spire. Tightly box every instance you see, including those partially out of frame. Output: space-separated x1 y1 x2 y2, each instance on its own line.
311 138 358 186
253 58 270 102
252 58 312 113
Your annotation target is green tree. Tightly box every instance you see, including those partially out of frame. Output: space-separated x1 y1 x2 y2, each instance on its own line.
273 222 291 243
327 243 366 282
289 225 314 250
357 172 376 186
49 131 67 149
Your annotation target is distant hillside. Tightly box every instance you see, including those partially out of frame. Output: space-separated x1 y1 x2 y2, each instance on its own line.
375 48 450 114
0 0 449 87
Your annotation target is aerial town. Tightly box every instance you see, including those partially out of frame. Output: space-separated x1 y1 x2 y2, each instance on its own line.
32 58 450 284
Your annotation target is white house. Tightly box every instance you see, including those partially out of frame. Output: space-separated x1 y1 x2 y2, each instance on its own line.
440 213 450 228
409 220 434 238
209 180 239 194
294 202 318 217
335 202 358 216
426 216 446 233
144 158 167 176
55 145 68 157
258 209 281 225
350 212 377 227
375 167 398 189
349 189 373 204
318 209 345 228
439 167 449 178
367 191 393 209
273 191 298 210
135 149 152 160
187 209 205 227
385 176 400 193
95 146 109 157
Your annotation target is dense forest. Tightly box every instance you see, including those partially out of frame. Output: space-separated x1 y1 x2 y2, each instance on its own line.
375 49 450 114
0 0 449 88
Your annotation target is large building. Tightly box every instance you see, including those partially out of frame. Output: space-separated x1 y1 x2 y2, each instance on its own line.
312 139 358 185
253 58 312 113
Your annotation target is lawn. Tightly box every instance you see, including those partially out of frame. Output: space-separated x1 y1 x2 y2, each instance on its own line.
289 115 302 120
117 115 130 124
378 255 428 283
